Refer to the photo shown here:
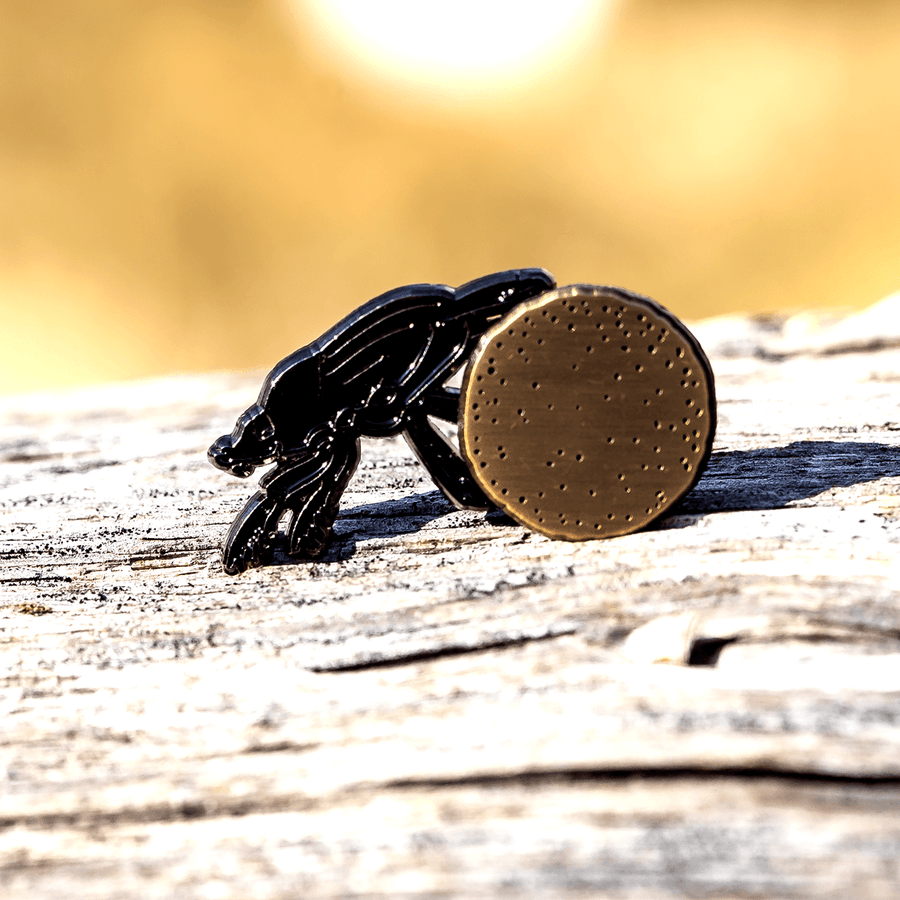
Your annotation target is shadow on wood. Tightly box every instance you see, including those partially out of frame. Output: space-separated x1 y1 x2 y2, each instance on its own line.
265 440 900 566
684 440 900 512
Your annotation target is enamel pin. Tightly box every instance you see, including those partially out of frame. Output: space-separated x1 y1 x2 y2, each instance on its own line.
208 268 556 573
209 270 715 573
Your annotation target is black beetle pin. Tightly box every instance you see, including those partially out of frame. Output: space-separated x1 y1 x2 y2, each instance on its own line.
208 268 556 573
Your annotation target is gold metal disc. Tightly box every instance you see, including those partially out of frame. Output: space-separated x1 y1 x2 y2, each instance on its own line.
459 285 716 540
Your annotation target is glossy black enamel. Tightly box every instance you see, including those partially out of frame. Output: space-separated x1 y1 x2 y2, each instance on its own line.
208 268 556 573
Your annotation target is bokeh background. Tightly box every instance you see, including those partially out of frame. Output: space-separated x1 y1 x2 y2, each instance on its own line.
2 0 900 394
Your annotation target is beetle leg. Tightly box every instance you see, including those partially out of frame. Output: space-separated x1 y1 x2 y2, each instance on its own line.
418 386 461 423
221 490 283 575
403 414 490 510
281 437 361 559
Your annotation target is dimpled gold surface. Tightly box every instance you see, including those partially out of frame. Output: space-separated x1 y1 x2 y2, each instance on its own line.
460 285 715 540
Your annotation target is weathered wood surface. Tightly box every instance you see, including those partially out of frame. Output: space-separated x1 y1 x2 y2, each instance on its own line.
2 299 900 899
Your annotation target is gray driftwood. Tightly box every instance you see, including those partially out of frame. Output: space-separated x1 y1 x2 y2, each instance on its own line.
2 300 900 899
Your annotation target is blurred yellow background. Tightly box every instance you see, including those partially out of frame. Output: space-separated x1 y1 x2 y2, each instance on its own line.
2 0 899 394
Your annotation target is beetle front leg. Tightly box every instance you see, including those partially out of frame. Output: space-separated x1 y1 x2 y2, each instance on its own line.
221 490 283 575
282 437 361 559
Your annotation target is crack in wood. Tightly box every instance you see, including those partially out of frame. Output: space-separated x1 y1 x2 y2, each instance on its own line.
308 627 578 672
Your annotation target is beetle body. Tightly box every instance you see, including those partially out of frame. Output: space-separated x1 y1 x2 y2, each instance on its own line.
209 268 556 573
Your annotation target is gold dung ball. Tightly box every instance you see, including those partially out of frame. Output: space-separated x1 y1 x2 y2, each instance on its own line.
459 285 716 540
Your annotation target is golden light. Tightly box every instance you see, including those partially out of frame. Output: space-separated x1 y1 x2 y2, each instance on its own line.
2 1 900 395
294 0 618 102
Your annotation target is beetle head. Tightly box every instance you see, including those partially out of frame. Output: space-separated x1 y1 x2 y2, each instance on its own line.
208 404 278 478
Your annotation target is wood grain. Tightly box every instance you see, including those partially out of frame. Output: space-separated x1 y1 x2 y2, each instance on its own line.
2 301 899 898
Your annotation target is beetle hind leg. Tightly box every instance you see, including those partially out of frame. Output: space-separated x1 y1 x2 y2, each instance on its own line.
403 413 490 510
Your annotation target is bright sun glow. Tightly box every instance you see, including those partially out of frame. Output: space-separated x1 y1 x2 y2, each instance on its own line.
294 0 617 103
